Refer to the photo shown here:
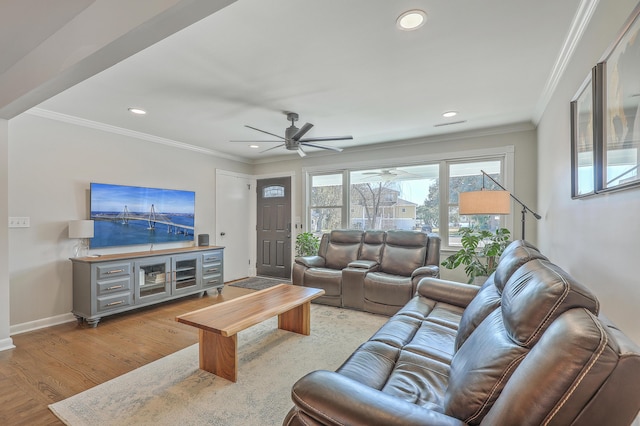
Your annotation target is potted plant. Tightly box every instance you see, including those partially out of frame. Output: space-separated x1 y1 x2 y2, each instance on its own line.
295 232 320 257
441 227 511 284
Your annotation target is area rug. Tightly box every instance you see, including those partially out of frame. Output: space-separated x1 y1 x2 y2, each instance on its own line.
228 275 289 291
49 305 387 426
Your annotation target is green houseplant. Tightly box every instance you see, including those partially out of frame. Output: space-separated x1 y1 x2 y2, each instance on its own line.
295 232 320 257
441 227 511 284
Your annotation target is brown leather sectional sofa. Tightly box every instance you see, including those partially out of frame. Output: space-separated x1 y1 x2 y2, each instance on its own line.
285 240 640 425
292 229 441 315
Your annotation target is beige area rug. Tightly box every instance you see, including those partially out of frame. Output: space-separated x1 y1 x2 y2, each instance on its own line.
49 305 388 426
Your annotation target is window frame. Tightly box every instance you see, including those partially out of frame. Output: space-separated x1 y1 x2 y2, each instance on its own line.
304 146 514 251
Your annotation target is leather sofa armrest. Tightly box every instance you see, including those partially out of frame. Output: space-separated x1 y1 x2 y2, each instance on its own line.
346 259 379 270
291 370 467 426
416 277 479 308
412 265 440 279
295 255 326 268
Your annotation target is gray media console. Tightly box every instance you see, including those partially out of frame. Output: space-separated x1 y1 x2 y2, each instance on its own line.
70 246 224 327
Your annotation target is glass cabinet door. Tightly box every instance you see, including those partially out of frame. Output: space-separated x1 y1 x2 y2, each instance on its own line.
135 258 171 302
172 254 200 294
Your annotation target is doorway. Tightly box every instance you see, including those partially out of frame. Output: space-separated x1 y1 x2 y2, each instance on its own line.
256 177 292 279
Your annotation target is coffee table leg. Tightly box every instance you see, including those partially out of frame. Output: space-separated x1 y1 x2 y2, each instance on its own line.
199 329 237 382
278 301 311 335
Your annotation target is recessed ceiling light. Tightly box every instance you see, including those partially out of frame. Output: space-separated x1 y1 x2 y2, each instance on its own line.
249 145 260 149
396 10 427 31
128 107 146 115
442 111 458 118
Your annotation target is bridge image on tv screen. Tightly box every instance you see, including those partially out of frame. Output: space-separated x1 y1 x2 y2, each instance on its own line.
89 183 195 249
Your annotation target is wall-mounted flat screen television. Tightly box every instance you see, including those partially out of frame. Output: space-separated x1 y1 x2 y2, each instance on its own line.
90 183 195 249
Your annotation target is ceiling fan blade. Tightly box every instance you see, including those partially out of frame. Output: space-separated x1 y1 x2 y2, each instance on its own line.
230 140 283 143
292 123 314 141
297 146 307 157
300 142 344 152
245 125 285 140
298 135 353 142
260 143 285 153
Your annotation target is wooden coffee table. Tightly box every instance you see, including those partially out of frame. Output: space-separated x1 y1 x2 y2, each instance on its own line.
175 283 324 382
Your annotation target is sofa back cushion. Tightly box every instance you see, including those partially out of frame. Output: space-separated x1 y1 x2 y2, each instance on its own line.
481 309 640 426
324 230 363 269
494 240 547 292
453 277 501 351
444 258 600 424
360 230 386 263
454 241 548 351
501 259 599 346
380 230 428 276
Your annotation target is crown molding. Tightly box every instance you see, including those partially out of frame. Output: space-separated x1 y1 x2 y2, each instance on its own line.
25 107 252 164
533 0 600 123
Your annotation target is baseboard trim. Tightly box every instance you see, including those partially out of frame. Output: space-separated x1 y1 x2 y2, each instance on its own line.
0 337 16 352
10 313 77 336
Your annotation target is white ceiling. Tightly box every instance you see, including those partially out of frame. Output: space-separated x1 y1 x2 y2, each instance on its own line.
7 0 586 162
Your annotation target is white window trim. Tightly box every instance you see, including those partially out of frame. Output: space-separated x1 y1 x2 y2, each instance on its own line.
303 146 515 245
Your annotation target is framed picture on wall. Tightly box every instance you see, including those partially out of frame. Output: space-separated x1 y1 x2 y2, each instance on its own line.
570 71 596 198
595 3 640 192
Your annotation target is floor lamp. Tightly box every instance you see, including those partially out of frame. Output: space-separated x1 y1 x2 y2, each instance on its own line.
458 170 540 240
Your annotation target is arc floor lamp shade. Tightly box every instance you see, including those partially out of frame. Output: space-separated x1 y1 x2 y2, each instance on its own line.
459 190 511 215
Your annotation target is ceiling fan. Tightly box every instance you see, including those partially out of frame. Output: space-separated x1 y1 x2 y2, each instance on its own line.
232 112 352 157
360 169 424 182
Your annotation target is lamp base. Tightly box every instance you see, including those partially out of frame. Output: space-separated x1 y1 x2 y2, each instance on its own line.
73 239 89 257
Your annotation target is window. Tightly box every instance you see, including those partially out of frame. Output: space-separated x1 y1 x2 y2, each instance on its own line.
349 165 438 232
262 185 285 198
447 160 504 246
306 154 507 249
309 174 343 235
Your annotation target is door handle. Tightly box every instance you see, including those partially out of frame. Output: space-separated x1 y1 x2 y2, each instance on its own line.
220 232 226 236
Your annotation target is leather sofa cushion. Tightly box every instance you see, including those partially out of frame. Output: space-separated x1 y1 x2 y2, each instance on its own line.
360 230 386 262
494 243 547 292
502 259 599 346
445 309 528 424
445 258 601 424
303 268 342 296
481 308 629 426
385 230 428 246
380 244 427 276
323 229 363 269
454 277 501 351
325 242 360 270
364 273 413 306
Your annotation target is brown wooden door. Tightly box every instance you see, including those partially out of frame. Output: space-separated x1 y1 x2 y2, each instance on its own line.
256 177 291 278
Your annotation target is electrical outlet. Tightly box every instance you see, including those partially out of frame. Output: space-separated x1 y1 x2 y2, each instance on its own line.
8 217 30 228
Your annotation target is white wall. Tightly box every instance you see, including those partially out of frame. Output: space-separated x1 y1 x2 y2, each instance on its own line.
7 113 251 330
254 124 539 283
537 0 640 343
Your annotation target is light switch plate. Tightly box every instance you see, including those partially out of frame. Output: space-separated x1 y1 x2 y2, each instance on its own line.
8 217 30 228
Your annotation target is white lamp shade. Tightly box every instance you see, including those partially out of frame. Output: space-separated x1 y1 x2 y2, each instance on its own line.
68 220 94 239
459 190 511 215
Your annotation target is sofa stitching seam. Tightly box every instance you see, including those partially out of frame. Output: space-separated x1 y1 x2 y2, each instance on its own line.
542 312 608 426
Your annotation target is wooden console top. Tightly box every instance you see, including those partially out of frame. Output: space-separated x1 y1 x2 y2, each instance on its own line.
70 245 224 264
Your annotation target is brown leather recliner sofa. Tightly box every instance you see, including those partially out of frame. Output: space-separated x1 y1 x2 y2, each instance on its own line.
292 229 441 315
285 240 640 426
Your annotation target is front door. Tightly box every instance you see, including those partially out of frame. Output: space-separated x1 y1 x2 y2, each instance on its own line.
256 177 291 278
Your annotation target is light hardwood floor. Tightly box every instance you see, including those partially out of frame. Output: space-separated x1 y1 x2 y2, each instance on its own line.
0 285 253 426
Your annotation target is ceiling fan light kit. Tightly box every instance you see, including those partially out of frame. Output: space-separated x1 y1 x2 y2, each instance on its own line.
232 112 352 157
